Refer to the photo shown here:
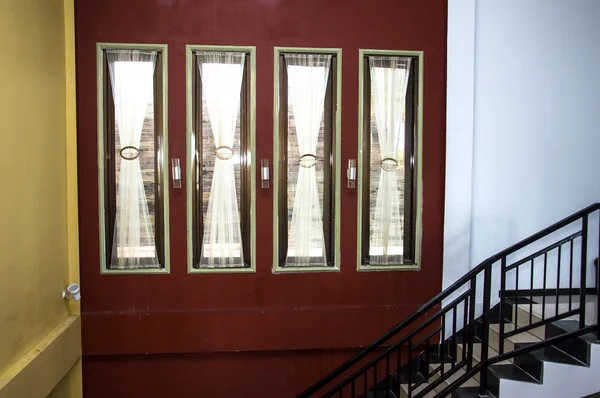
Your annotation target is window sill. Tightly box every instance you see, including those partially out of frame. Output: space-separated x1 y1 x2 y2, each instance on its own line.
273 265 340 274
357 264 420 272
188 266 256 274
101 267 170 275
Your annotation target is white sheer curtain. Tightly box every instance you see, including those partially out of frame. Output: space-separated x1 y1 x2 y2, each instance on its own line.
198 52 245 267
285 53 331 267
107 50 159 269
369 56 411 265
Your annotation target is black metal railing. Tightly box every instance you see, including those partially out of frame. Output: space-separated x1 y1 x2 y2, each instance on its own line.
299 203 600 398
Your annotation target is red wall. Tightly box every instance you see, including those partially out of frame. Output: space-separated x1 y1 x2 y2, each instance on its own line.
75 0 447 396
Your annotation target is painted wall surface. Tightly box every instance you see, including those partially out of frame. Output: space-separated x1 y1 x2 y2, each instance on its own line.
0 0 69 370
444 0 600 294
0 0 81 396
48 360 83 398
75 0 448 395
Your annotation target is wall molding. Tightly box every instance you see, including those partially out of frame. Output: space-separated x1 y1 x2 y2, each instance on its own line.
0 316 81 398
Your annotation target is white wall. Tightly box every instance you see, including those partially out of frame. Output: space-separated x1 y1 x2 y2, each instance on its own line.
444 0 600 294
442 0 475 293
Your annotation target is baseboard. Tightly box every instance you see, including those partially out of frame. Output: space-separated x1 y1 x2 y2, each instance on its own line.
503 287 597 297
0 316 81 398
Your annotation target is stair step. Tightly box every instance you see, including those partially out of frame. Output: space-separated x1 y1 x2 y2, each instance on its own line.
513 306 546 339
488 363 540 383
427 363 479 390
362 391 399 398
512 341 586 382
392 368 425 385
489 323 540 353
486 363 540 398
399 382 436 398
544 320 594 364
516 342 587 366
549 319 600 344
451 386 485 398
456 342 511 368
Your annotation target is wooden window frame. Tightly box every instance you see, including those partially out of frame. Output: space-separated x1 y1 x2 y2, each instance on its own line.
357 49 424 272
272 47 342 273
185 45 257 274
96 43 170 275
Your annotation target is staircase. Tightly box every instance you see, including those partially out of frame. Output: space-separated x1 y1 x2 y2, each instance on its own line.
299 204 600 398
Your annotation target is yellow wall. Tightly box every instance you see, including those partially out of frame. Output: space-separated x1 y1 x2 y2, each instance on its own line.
47 360 82 398
0 0 81 396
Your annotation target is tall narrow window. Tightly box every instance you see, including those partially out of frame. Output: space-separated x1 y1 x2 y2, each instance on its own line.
189 47 254 271
274 49 341 271
98 45 169 273
358 51 422 269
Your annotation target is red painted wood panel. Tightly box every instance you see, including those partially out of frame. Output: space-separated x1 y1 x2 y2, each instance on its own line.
82 304 445 355
83 350 370 398
75 0 447 394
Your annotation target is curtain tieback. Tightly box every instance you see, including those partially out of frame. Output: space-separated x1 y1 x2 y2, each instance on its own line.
119 146 140 161
380 157 399 172
299 153 318 168
215 145 234 160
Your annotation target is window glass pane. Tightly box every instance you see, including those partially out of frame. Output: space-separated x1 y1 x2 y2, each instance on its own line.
107 50 160 270
197 52 246 268
368 56 412 266
284 54 332 267
114 97 157 259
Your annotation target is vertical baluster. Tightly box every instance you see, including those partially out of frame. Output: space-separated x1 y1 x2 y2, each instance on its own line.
529 258 534 325
452 305 457 367
339 389 343 398
499 257 506 355
373 360 377 396
386 354 390 398
462 298 468 364
597 211 600 338
441 314 446 376
351 380 355 398
515 266 519 330
556 245 562 317
426 337 430 379
364 368 368 396
397 344 401 386
580 215 588 329
408 337 413 398
542 252 547 319
467 278 476 372
479 264 492 397
569 239 574 310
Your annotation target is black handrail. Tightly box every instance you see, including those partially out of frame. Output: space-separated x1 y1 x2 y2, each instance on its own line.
299 203 600 397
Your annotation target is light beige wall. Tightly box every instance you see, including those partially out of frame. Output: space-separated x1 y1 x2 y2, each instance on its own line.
0 0 81 396
47 359 82 398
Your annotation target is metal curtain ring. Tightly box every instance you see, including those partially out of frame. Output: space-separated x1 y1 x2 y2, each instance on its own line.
119 146 140 160
299 154 318 168
215 146 234 160
380 157 399 171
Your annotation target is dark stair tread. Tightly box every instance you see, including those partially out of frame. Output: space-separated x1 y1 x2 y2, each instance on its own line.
392 368 425 384
361 391 398 398
583 333 600 345
505 297 538 305
488 364 540 384
515 342 587 366
551 319 600 342
546 320 595 363
551 319 588 334
419 349 453 366
452 386 492 398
